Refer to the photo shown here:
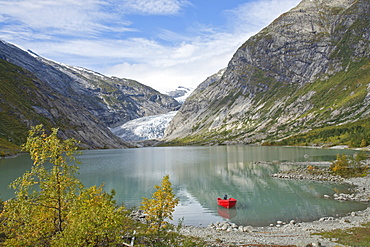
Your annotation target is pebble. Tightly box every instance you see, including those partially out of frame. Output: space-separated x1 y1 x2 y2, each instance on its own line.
208 221 255 233
270 166 343 182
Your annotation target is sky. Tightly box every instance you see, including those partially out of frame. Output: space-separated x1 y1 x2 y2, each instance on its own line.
0 0 301 93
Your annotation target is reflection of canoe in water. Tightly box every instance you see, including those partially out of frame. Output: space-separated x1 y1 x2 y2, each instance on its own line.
217 198 237 209
217 206 237 219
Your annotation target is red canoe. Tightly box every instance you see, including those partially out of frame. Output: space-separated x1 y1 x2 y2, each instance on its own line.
217 198 237 209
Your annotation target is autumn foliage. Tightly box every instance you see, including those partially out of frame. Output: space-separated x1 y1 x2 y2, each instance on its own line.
330 152 369 178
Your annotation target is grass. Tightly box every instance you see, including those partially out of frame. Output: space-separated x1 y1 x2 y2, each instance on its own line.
315 222 370 246
0 139 21 157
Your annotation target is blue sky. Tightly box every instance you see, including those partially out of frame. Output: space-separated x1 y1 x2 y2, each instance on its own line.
0 0 301 92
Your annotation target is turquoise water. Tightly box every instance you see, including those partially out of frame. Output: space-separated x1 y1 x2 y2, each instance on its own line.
0 146 367 226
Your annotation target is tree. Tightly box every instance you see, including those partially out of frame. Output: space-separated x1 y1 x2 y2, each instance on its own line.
0 196 4 242
0 125 130 246
0 125 81 245
330 154 349 177
0 196 3 215
360 139 368 148
140 175 179 233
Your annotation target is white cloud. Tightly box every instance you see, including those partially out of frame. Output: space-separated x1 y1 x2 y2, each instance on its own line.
119 0 190 15
156 29 194 43
104 30 249 91
103 0 301 92
0 0 132 39
103 0 304 91
226 0 301 31
51 38 166 60
0 0 302 93
106 50 232 93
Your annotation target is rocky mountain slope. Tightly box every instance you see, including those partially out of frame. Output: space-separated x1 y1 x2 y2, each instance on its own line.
164 0 370 146
0 40 180 149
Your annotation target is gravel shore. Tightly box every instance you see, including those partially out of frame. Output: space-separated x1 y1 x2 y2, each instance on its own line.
179 173 370 246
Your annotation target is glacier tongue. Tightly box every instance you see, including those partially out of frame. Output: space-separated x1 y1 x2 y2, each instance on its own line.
110 111 177 141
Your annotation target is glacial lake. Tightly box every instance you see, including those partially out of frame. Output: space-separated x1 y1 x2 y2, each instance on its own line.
0 146 368 227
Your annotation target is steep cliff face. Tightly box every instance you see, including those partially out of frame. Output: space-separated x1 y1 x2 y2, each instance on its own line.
0 40 180 149
164 0 370 145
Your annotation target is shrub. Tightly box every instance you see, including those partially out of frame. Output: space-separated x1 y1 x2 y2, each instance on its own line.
330 152 369 177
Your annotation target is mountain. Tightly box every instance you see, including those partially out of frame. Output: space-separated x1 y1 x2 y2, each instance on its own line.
0 40 180 150
164 0 370 146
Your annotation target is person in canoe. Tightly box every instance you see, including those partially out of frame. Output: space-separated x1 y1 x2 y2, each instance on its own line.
218 195 237 208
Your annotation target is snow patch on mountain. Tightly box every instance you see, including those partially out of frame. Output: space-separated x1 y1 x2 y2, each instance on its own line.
110 111 177 141
166 86 193 103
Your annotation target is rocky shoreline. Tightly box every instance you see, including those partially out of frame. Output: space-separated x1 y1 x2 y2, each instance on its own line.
177 165 370 246
270 164 344 182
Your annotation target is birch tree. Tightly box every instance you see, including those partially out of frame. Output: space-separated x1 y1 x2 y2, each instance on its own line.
140 175 179 233
0 125 129 246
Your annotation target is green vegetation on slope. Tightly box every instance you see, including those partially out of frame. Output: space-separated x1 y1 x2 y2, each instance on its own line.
272 117 370 147
0 59 47 155
301 59 369 121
